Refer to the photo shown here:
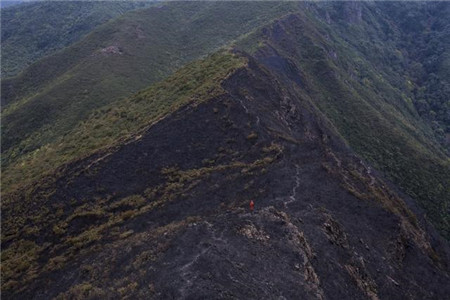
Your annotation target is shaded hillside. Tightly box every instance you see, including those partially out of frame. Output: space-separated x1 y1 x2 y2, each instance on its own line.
2 51 449 299
235 1 450 239
1 1 297 170
380 2 450 147
1 1 154 78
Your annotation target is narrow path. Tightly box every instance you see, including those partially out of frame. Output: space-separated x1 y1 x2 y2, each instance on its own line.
284 164 300 207
360 160 376 186
230 93 262 128
367 167 376 186
178 224 226 296
231 94 249 114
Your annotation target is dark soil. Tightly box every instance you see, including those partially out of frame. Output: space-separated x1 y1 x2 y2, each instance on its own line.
2 56 449 300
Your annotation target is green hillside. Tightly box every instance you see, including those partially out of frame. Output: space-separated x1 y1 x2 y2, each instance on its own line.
1 1 153 78
1 1 296 171
381 2 450 147
2 51 246 194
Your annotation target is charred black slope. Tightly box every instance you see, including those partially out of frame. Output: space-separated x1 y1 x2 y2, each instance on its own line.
3 1 448 244
235 6 450 239
2 56 449 299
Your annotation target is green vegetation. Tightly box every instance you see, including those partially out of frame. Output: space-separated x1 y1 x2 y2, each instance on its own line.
1 1 296 173
1 239 42 290
381 2 450 147
2 51 246 193
1 1 153 78
55 282 107 300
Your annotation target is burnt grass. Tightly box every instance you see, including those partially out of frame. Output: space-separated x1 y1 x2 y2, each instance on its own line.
2 57 450 299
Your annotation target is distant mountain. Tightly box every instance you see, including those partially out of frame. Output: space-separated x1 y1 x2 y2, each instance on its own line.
1 1 154 77
1 1 449 299
0 1 25 9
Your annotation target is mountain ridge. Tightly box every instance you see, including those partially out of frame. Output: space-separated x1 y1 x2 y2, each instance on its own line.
1 2 450 298
2 48 449 299
234 4 450 238
2 0 449 243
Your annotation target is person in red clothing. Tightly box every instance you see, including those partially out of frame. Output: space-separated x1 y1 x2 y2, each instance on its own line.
249 200 255 212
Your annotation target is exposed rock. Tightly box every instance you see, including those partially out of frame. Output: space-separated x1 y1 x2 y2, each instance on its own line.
343 1 363 23
99 45 123 55
322 213 350 249
238 223 270 242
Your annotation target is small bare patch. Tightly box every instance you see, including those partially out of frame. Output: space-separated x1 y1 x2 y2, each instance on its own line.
238 223 270 242
344 263 378 300
322 213 349 249
99 45 123 56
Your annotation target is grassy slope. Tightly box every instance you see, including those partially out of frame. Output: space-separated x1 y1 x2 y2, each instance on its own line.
2 51 246 194
1 1 296 169
1 1 153 78
236 2 449 237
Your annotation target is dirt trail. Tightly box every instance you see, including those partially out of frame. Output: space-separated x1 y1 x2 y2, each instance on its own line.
284 164 301 207
179 223 226 296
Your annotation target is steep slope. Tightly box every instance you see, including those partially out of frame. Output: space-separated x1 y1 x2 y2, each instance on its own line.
3 1 448 239
235 1 450 239
1 1 153 78
2 3 449 298
1 1 297 170
2 51 449 299
380 2 450 147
